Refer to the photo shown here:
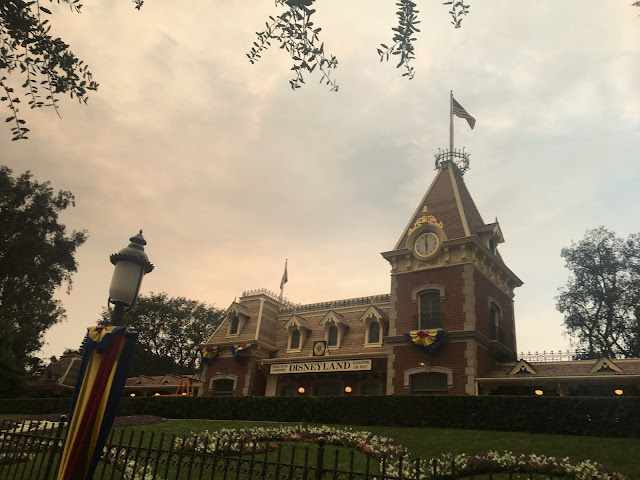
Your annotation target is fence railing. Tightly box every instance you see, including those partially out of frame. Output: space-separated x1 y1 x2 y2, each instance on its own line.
517 350 613 362
412 313 443 330
0 419 613 480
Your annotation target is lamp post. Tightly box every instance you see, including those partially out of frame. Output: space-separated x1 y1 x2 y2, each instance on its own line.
108 231 154 325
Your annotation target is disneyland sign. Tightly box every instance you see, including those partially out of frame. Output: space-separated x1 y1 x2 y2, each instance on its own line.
270 359 372 375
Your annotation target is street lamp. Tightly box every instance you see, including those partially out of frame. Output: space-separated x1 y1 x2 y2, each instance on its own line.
109 231 154 325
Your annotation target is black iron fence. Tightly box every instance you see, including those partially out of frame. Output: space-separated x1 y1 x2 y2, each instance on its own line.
0 418 620 479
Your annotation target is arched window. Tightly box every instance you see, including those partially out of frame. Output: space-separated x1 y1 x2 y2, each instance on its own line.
229 316 239 335
490 303 501 341
328 326 338 347
290 329 300 349
368 321 380 344
419 292 441 329
410 372 448 393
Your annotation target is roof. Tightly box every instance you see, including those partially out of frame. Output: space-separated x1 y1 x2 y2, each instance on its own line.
479 357 640 381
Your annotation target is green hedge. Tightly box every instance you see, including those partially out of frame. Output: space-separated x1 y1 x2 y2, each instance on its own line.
2 395 639 438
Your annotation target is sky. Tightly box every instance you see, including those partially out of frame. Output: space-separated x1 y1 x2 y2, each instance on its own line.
2 1 639 360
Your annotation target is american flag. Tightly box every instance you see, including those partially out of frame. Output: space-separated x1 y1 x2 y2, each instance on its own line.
452 98 476 129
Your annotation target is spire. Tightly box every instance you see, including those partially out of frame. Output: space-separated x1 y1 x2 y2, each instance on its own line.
392 160 484 251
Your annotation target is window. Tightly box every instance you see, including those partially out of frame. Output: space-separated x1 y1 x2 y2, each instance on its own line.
314 381 340 396
419 292 441 329
410 372 448 393
229 316 239 335
489 238 495 253
489 303 502 341
212 379 234 395
328 326 338 347
280 384 296 396
320 311 347 349
368 322 380 344
361 383 380 395
290 329 300 350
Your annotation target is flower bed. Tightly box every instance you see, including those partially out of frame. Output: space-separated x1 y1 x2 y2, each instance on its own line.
180 424 626 480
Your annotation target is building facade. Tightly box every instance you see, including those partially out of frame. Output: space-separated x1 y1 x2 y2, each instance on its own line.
200 159 527 397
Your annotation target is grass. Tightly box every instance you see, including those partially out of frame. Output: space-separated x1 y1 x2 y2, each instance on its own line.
2 416 638 479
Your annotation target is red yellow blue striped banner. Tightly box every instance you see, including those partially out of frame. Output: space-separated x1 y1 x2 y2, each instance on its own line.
57 326 137 480
403 329 444 354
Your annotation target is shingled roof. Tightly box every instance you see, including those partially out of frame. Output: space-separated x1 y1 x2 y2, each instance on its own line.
394 161 488 250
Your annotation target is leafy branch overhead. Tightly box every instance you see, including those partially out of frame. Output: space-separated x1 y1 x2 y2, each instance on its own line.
0 0 98 140
247 0 338 92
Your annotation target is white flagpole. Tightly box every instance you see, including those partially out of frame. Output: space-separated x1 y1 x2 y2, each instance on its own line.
449 90 454 161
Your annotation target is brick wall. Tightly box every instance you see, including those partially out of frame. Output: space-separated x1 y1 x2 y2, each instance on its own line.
393 265 465 333
473 269 516 352
391 342 468 395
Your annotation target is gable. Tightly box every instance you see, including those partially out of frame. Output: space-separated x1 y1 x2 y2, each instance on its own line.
359 305 387 323
508 359 537 376
589 357 623 374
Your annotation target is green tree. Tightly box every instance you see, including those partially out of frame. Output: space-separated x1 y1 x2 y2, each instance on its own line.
99 292 224 372
0 0 98 140
556 227 640 359
0 166 87 379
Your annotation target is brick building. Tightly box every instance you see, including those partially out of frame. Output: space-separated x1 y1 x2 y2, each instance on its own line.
200 158 526 396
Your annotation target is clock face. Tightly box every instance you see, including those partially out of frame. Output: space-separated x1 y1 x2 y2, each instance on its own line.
313 341 326 356
414 232 440 258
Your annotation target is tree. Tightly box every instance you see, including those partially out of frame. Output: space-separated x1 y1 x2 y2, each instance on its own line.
1 0 98 140
0 165 87 382
556 227 640 359
98 292 224 372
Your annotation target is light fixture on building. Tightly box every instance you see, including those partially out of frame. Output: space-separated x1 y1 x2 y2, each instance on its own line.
298 387 305 394
534 389 543 396
154 393 160 396
109 231 154 325
615 389 624 396
130 393 136 397
418 362 425 367
345 386 352 393
182 392 187 396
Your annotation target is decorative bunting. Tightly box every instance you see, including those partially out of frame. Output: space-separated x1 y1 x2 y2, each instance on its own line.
404 329 444 354
57 325 137 480
232 343 252 358
201 346 219 365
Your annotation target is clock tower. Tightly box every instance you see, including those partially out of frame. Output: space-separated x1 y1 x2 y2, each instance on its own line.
381 158 523 395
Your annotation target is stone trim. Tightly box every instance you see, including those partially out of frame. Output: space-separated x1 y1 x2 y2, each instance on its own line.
403 365 454 390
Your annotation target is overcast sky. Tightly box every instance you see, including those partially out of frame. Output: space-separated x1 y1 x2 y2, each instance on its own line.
2 1 639 360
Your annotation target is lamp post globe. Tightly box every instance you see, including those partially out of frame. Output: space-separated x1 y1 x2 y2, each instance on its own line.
108 231 154 325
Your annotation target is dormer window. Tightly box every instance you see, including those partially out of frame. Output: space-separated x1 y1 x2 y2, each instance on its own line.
368 322 380 344
290 329 301 350
284 315 310 353
229 315 239 335
328 326 338 347
225 302 250 337
360 305 387 347
320 311 348 350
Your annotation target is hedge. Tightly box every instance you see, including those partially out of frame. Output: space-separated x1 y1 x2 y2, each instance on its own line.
1 395 638 438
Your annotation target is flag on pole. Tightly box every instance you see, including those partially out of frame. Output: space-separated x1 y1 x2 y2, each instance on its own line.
57 326 137 480
452 98 476 129
280 260 288 289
